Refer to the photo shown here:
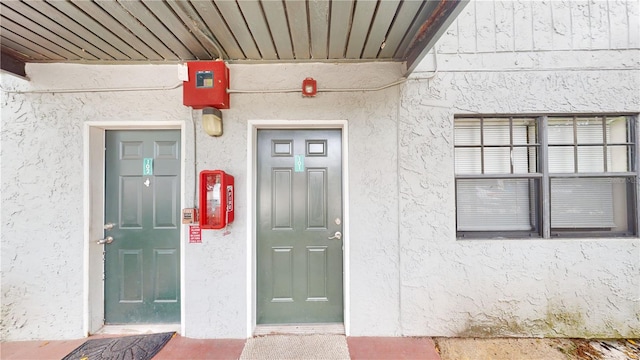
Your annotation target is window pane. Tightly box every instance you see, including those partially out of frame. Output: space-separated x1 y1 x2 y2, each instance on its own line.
548 146 575 173
513 147 536 173
548 115 624 173
455 123 481 145
514 118 537 145
609 116 630 144
576 117 604 144
484 148 511 174
455 148 481 174
548 118 575 144
577 146 604 172
609 145 630 172
457 178 538 231
455 118 538 176
483 124 510 145
551 177 633 232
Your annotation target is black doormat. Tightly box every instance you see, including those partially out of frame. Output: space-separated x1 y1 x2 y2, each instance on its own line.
62 332 175 360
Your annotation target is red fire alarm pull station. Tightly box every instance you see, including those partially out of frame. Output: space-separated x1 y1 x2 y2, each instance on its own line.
183 61 230 109
199 170 234 229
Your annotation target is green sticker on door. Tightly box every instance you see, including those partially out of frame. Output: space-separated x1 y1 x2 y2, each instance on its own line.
143 158 153 175
294 155 304 172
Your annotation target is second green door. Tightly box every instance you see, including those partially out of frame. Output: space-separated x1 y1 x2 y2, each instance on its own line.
257 129 344 324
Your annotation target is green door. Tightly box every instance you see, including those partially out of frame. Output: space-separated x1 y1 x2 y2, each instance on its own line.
104 130 181 324
257 129 343 324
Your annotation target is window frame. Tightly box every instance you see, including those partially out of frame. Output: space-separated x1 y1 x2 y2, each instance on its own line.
454 114 639 239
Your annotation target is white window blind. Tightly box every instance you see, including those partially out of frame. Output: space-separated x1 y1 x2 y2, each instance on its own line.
454 124 533 174
550 178 616 228
548 122 615 228
457 179 535 231
547 123 611 173
455 121 537 231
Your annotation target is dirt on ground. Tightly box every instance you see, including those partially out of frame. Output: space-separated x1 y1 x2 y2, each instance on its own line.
434 338 639 360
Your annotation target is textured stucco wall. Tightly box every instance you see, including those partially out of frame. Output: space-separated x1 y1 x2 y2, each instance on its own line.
1 64 191 341
397 0 640 337
2 0 639 341
1 61 406 340
226 63 403 337
1 73 85 340
398 72 640 337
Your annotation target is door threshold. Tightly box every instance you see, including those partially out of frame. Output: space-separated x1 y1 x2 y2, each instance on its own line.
94 324 181 336
254 323 345 336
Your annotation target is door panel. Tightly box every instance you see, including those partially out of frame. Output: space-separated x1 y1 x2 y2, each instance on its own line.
273 169 293 228
153 249 179 302
119 250 143 303
307 169 327 228
154 176 179 228
306 246 328 300
257 129 343 324
271 247 294 301
105 130 181 324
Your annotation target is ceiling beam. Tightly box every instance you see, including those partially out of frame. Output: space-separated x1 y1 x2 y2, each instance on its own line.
1 50 27 78
403 0 469 76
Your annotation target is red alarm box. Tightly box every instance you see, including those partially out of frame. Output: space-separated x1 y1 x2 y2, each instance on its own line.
199 170 234 229
183 61 230 109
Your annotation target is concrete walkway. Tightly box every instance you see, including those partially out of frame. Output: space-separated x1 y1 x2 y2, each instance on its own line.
1 334 638 360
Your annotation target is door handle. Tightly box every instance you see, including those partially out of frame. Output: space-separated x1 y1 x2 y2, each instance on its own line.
96 236 114 245
328 231 342 240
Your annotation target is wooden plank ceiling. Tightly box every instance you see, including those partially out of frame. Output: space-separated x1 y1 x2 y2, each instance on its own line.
0 0 467 77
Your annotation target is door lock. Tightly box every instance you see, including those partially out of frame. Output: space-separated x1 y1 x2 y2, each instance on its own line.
96 236 114 245
328 231 342 240
104 223 116 230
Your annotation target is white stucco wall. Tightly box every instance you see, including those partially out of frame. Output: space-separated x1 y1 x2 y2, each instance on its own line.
192 62 405 338
1 61 405 340
398 0 640 337
1 73 86 340
398 72 640 337
1 64 193 341
2 0 639 341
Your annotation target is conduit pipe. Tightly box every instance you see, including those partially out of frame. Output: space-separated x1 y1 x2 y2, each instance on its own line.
0 64 439 95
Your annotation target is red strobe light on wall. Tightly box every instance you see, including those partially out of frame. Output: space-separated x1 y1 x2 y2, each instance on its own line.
302 77 317 97
183 60 230 109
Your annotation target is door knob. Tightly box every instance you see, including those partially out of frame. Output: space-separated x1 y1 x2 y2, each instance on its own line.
328 231 342 240
96 236 114 245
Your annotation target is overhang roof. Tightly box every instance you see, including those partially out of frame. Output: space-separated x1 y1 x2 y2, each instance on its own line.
0 0 467 78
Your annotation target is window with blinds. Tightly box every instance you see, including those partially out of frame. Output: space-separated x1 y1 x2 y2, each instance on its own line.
454 115 637 239
455 118 539 234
